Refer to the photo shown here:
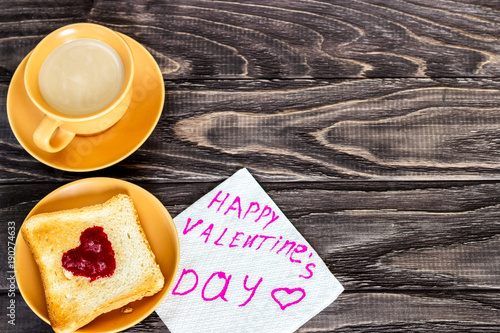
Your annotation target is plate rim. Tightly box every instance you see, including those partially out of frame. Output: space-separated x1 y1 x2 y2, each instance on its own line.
15 177 180 332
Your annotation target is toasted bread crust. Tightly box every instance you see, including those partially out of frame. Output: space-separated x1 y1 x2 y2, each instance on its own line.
22 194 165 333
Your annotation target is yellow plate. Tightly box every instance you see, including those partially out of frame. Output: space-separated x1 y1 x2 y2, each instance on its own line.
7 33 164 171
15 178 180 332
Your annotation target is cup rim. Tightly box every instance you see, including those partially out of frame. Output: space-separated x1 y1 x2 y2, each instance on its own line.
24 23 135 122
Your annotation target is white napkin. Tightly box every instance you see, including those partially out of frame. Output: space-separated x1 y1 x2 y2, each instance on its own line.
156 168 343 333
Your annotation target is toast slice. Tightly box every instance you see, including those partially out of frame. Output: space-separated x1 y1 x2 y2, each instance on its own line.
21 194 165 333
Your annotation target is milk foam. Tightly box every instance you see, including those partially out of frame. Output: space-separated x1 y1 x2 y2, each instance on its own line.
38 38 124 116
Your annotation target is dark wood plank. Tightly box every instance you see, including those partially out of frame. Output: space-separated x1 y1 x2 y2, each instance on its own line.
2 78 500 182
3 291 499 332
1 0 499 79
299 291 500 332
2 181 499 290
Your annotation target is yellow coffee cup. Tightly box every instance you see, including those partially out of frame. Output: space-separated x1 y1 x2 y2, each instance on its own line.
25 23 134 153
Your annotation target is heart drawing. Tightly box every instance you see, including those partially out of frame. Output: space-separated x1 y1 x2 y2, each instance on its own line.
271 287 306 310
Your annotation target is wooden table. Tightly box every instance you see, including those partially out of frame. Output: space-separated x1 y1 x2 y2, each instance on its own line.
1 1 500 332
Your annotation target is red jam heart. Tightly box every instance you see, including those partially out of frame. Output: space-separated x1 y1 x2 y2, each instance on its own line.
62 226 116 282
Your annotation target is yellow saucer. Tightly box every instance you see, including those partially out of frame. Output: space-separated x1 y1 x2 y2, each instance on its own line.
15 177 180 333
7 33 164 172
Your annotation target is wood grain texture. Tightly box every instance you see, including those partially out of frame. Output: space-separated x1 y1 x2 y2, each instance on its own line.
299 292 500 332
2 181 499 290
1 0 499 79
3 291 499 332
2 78 500 182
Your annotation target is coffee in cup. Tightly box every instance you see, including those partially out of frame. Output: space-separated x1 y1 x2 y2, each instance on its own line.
38 38 125 116
25 23 134 153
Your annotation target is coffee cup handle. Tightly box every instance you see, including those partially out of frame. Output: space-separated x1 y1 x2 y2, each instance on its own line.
33 116 76 153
